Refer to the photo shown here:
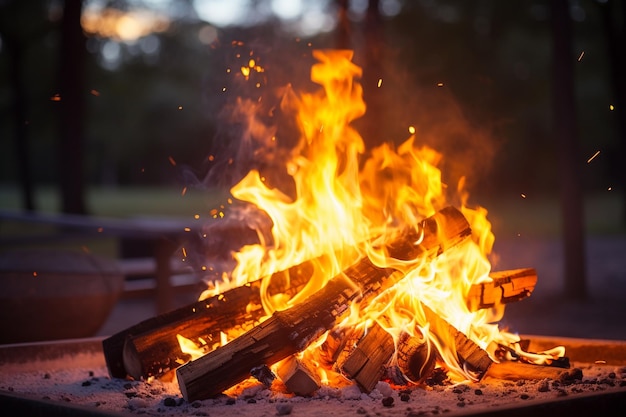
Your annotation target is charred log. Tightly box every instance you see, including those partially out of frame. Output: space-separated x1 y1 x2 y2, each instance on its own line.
176 206 471 401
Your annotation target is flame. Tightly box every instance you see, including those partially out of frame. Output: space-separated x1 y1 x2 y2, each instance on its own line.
189 49 558 386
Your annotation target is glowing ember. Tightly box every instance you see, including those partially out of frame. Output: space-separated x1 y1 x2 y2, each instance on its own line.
188 49 561 387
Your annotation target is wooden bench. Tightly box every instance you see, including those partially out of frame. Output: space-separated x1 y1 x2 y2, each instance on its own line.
0 209 205 314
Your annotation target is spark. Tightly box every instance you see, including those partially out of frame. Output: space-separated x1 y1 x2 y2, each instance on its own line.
97 227 104 233
577 51 585 61
184 227 191 232
90 89 100 96
222 87 227 92
194 214 200 219
521 193 526 199
168 156 177 166
181 186 187 196
50 94 61 101
249 59 255 67
408 126 416 134
608 186 612 191
609 104 615 111
587 150 600 163
437 82 444 87
182 247 187 258
377 78 383 88
226 68 231 73
208 155 215 161
33 271 38 277
178 105 183 110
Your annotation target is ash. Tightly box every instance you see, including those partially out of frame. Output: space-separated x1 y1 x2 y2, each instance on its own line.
1 356 625 417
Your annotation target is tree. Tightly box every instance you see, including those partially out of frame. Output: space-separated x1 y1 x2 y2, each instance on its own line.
551 0 587 300
58 0 88 214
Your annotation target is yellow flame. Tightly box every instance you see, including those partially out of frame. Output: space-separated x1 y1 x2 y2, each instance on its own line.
190 49 557 384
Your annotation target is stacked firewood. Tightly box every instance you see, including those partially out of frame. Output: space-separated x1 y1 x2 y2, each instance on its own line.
103 207 541 402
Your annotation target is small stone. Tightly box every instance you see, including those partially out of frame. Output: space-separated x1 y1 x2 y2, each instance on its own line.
559 368 583 384
538 380 550 392
127 398 148 409
400 393 411 402
225 398 236 405
247 398 257 404
474 389 483 396
382 396 394 407
81 381 91 387
43 373 51 379
163 397 178 407
356 407 367 414
609 372 616 379
520 394 530 400
191 401 202 408
123 383 133 390
275 403 293 415
88 371 94 377
456 401 465 407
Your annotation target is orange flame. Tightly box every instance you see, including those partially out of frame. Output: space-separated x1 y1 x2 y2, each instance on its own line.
193 49 555 385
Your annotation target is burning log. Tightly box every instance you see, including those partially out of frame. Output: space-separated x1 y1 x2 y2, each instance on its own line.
276 356 321 396
103 261 315 379
340 321 395 392
466 268 537 312
395 332 437 384
485 361 570 381
105 246 533 382
421 303 493 378
176 206 471 401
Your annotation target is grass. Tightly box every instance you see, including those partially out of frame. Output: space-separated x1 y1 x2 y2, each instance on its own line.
1 184 624 240
0 185 231 258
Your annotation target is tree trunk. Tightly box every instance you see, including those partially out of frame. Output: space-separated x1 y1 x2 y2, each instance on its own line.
550 0 587 300
58 0 87 214
597 0 626 224
6 36 35 211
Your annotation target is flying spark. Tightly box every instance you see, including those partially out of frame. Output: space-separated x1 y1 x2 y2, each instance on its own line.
577 51 585 61
587 150 600 163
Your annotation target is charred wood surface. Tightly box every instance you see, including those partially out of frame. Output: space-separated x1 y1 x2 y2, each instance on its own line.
421 303 493 379
103 261 314 378
176 206 471 401
340 321 395 392
396 332 437 384
467 268 537 311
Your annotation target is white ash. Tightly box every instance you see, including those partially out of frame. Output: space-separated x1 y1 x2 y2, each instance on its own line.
1 357 625 417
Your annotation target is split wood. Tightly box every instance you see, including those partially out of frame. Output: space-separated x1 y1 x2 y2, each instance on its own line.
176 206 471 401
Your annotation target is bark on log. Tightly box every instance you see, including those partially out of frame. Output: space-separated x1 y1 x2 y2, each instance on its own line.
396 332 436 384
340 321 395 392
176 206 471 401
103 261 315 378
421 303 493 379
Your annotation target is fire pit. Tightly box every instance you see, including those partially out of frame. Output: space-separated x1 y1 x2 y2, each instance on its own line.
3 47 624 416
0 336 625 416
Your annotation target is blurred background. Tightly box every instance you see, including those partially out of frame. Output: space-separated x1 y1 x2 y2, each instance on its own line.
1 0 625 340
